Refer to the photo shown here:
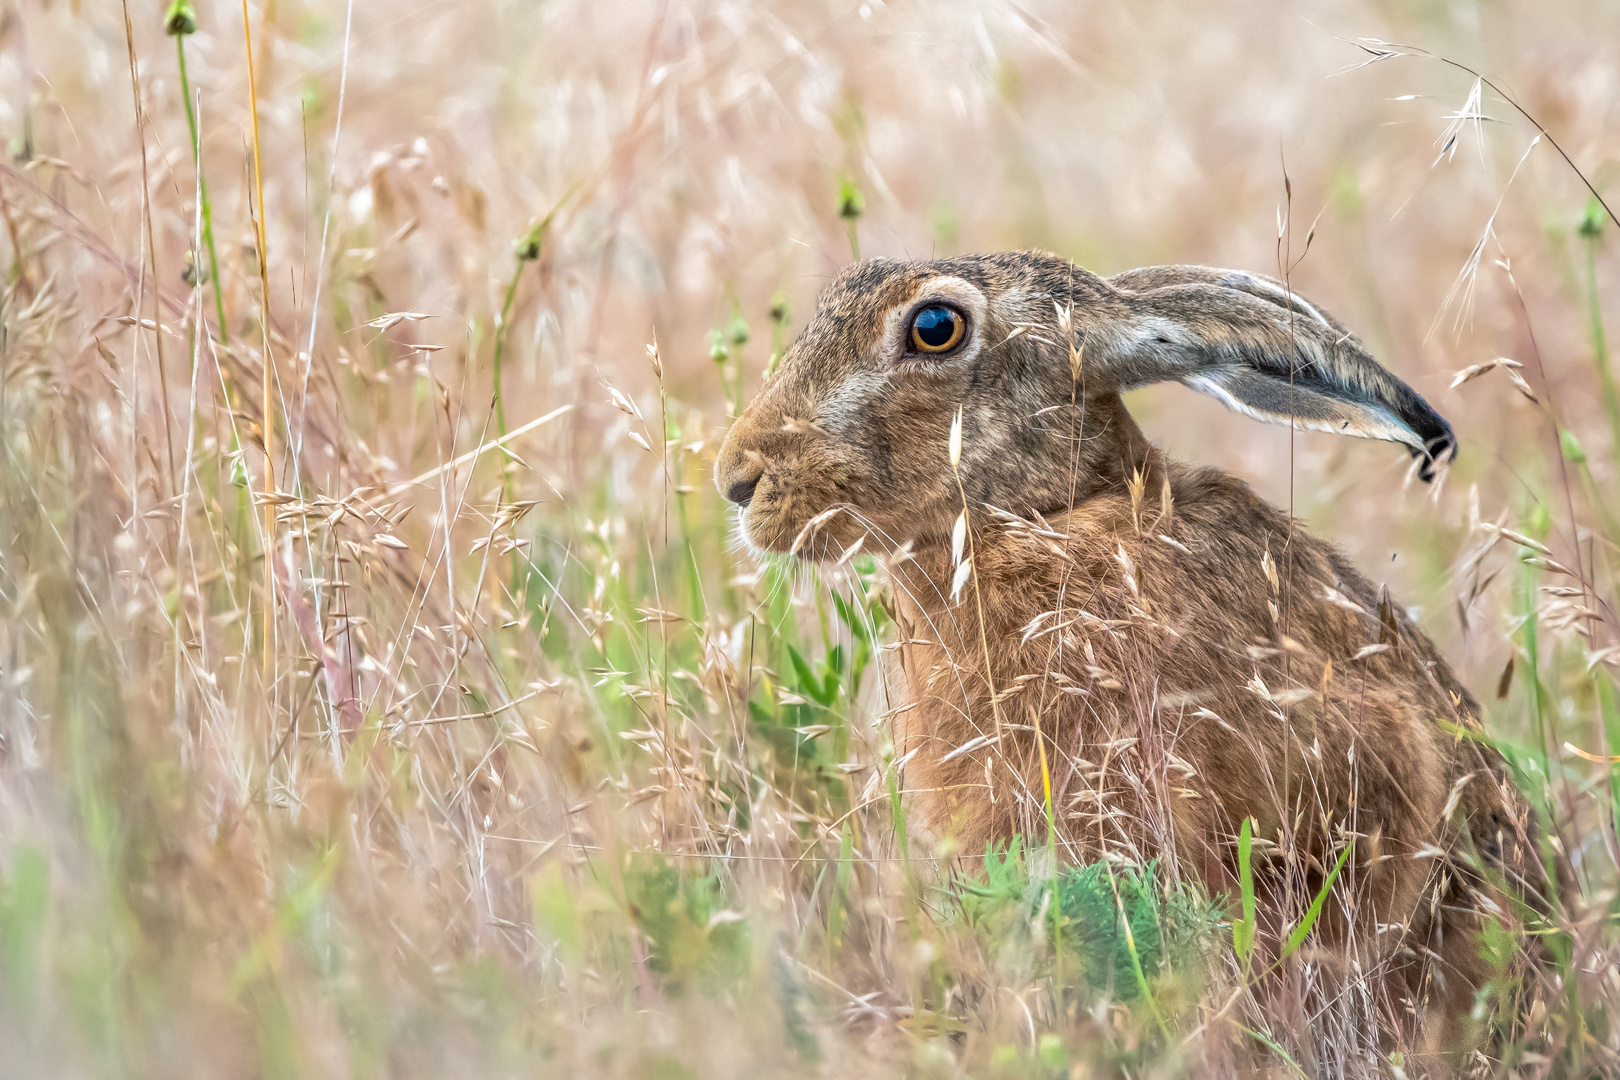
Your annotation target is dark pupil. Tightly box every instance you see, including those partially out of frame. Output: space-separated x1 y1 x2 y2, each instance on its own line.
914 307 956 348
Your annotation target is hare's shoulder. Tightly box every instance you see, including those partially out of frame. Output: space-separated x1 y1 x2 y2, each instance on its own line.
1031 466 1395 660
976 463 1440 679
1005 466 1293 605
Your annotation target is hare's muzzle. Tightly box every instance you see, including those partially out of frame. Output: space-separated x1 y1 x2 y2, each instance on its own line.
716 371 871 558
715 414 835 557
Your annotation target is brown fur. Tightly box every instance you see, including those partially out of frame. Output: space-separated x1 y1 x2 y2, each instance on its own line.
714 251 1540 1064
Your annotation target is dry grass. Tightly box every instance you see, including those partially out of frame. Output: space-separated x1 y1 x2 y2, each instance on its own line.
0 0 1618 1076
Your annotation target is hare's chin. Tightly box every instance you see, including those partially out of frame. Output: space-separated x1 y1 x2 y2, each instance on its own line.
734 510 859 564
729 509 801 561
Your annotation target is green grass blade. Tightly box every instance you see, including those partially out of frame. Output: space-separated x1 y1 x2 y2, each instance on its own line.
1233 816 1256 966
1279 838 1353 963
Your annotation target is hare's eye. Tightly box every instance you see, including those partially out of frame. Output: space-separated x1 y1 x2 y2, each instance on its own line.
909 305 964 354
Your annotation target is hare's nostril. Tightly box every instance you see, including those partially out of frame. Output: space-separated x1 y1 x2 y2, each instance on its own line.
726 477 759 506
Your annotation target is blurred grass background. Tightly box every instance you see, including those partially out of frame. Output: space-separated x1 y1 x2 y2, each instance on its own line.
0 0 1617 1076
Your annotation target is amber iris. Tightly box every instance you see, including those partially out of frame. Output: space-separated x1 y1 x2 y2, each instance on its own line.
909 305 964 353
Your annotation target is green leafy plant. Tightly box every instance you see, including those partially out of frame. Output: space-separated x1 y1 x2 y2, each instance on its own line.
622 858 750 996
955 839 1222 1003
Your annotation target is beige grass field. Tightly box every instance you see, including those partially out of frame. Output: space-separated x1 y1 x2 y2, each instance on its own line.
0 0 1618 1076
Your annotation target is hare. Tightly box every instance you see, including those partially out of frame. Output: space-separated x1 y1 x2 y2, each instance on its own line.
714 251 1541 1062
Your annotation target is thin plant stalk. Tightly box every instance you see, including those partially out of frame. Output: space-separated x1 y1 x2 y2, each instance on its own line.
175 249 205 740
292 0 354 495
1579 212 1618 457
1035 722 1061 987
492 259 523 441
948 403 1044 971
166 5 250 578
489 249 526 518
121 0 176 499
495 205 567 441
170 11 227 344
240 0 275 659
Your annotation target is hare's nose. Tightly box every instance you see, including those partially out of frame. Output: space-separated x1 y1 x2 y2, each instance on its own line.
725 476 758 506
715 445 765 507
715 421 767 506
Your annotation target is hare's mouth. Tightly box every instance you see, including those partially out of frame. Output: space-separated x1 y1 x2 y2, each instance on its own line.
782 504 868 561
738 496 874 563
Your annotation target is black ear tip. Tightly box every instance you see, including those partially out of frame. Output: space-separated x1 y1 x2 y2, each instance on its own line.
1410 422 1457 483
1394 388 1456 483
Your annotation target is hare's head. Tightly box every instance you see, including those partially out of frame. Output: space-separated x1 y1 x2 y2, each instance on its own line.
715 251 1453 560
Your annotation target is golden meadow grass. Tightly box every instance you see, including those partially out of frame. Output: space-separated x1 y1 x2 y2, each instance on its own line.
0 0 1617 1076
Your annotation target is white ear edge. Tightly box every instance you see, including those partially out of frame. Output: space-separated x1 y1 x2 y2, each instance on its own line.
1213 270 1337 331
1182 371 1427 451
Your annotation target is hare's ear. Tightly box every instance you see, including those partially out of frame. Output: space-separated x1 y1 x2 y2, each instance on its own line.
1102 266 1455 480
